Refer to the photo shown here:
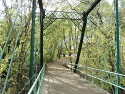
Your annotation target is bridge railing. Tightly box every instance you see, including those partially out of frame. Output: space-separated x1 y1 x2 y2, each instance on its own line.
63 62 125 92
28 64 45 94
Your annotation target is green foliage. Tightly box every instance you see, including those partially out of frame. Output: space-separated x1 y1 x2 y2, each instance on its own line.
0 0 125 94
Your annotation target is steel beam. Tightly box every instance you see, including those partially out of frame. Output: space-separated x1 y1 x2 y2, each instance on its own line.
74 12 87 73
30 0 37 87
38 0 45 70
114 0 120 94
86 0 101 16
43 10 83 30
74 0 101 73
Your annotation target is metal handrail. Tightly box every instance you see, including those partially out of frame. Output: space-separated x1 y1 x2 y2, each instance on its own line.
28 64 45 94
63 62 125 91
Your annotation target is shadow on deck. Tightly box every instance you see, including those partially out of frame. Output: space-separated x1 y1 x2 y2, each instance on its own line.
42 58 110 94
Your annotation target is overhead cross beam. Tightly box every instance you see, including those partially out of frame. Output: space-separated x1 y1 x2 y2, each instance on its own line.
43 10 83 30
43 0 101 30
45 10 83 20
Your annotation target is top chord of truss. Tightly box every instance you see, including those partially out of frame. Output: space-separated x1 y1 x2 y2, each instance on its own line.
44 10 83 20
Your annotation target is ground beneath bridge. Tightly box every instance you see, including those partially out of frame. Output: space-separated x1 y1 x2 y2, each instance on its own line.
42 58 110 94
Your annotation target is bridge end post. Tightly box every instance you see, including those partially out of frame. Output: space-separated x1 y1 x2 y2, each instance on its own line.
30 0 37 87
74 12 87 73
114 0 120 94
38 0 45 70
74 0 101 73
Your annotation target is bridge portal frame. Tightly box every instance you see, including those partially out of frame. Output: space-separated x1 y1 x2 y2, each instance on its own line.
37 0 120 94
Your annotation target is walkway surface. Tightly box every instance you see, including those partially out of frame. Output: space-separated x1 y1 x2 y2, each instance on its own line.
42 58 110 94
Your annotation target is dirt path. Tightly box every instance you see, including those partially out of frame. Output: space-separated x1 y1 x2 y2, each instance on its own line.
42 58 110 94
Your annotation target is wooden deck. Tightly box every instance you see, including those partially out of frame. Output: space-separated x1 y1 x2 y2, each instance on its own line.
42 58 110 94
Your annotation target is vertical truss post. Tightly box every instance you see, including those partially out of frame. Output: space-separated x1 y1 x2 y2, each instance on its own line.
73 0 101 73
38 0 45 70
30 0 36 87
74 12 87 73
114 0 120 94
40 10 44 69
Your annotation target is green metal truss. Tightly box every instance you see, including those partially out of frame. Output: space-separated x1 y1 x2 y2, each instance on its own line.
43 10 83 30
1 0 122 94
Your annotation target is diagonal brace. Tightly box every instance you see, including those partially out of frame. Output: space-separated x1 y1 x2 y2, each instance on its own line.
74 0 101 73
74 12 87 73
